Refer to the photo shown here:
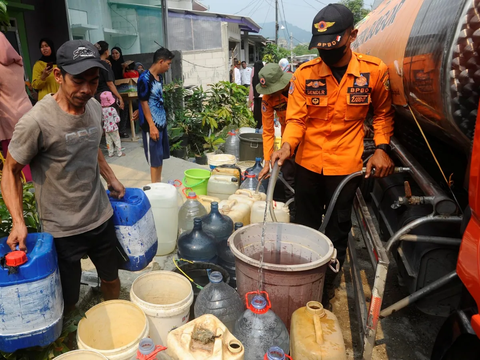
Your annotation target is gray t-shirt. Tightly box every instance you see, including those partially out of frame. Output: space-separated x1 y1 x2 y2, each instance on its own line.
9 94 113 238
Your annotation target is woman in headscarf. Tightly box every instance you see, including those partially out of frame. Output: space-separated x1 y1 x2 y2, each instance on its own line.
135 62 145 75
31 38 59 101
249 60 265 129
109 46 126 80
0 32 33 181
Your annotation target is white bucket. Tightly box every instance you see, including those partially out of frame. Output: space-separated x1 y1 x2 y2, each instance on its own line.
54 350 108 359
130 271 194 346
77 300 149 360
208 154 236 169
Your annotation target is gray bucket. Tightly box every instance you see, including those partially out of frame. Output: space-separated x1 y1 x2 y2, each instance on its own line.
228 222 336 328
238 133 263 161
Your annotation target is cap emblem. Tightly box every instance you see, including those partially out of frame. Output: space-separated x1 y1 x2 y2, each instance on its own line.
315 21 335 33
73 46 94 60
260 77 267 87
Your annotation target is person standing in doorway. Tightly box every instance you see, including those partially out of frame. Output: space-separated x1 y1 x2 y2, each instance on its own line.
234 60 242 85
137 47 175 183
270 4 395 271
32 38 60 101
240 61 252 88
2 40 126 313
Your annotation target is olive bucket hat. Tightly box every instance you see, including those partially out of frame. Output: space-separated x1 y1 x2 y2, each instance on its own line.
256 63 293 95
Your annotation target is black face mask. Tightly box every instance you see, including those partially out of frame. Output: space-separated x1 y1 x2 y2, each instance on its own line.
318 45 347 67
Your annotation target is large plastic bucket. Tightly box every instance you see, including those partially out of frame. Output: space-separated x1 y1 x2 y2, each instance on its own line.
228 222 335 328
208 154 236 169
239 133 263 161
54 350 108 359
77 300 149 360
183 169 211 195
130 271 194 346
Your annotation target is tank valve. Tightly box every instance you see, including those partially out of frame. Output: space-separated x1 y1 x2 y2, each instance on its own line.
391 181 434 209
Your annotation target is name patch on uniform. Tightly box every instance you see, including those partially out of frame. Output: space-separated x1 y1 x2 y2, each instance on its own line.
354 73 370 87
349 94 370 104
347 87 372 94
305 79 327 96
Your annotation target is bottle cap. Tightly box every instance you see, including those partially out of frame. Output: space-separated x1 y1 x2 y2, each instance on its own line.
255 157 262 161
208 271 223 283
142 186 151 191
138 338 155 355
228 131 236 135
234 222 244 230
251 295 267 311
266 346 285 360
187 192 197 199
5 251 28 267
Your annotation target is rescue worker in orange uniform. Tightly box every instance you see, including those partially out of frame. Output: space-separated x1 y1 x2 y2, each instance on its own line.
256 63 292 167
270 4 395 268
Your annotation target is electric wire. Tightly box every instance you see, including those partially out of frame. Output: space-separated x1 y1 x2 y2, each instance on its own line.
234 0 258 15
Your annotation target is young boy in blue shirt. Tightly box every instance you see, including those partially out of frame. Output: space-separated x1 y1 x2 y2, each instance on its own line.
137 47 175 182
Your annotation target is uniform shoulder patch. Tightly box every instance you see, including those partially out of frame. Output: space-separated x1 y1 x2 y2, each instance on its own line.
357 53 381 66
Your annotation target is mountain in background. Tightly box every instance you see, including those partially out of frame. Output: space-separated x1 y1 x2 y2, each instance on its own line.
259 21 311 45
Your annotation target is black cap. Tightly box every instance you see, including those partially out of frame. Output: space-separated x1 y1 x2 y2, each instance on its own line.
56 40 107 75
309 4 354 50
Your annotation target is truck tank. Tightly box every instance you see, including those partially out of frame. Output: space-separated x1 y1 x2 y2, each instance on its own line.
354 0 479 155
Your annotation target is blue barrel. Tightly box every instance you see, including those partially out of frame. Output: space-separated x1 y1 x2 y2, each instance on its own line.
108 188 158 271
0 233 63 352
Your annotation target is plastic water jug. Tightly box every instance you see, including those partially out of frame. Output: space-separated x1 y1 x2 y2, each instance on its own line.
250 201 290 224
131 338 167 359
198 195 221 213
290 301 346 360
194 271 244 332
178 192 208 235
225 131 240 160
143 183 178 255
264 346 292 360
168 180 186 208
0 233 63 352
167 314 245 360
246 158 269 190
207 175 240 200
233 291 289 360
201 202 234 245
240 173 265 193
177 218 217 263
109 188 158 270
235 189 267 201
219 199 251 226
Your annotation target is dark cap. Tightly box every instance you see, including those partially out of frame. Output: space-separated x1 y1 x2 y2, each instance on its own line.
56 40 107 75
309 4 354 50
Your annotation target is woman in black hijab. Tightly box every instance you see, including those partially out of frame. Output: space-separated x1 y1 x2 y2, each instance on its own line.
250 60 264 129
109 46 126 80
32 38 59 100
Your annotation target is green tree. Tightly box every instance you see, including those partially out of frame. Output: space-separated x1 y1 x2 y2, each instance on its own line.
261 43 290 63
293 44 318 56
340 0 370 24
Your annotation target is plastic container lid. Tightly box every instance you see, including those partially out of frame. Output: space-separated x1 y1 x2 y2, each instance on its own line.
208 271 223 283
138 338 154 355
252 295 267 311
187 192 197 199
5 251 28 267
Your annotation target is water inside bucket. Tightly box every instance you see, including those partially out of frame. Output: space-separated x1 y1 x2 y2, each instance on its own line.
250 251 311 266
257 198 269 291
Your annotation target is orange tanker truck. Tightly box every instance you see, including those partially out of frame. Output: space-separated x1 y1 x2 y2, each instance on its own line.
346 0 480 358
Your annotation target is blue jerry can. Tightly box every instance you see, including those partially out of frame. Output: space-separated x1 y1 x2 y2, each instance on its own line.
0 233 64 352
108 188 158 271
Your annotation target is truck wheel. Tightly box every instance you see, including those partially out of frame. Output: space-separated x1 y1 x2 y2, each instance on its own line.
441 334 480 360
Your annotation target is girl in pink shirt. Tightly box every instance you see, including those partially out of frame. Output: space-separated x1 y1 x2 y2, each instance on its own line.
100 91 124 157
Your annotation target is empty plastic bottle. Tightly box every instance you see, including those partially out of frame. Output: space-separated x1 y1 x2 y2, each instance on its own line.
225 130 240 160
131 338 166 359
246 157 269 191
233 291 290 360
264 346 292 360
178 192 208 235
240 173 265 193
177 218 218 263
194 271 244 332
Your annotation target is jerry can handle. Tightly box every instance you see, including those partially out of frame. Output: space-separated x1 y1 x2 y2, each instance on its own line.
213 164 243 184
172 179 182 188
329 248 339 273
245 290 271 314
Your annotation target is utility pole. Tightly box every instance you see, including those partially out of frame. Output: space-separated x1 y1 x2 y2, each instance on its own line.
290 32 293 63
275 0 279 48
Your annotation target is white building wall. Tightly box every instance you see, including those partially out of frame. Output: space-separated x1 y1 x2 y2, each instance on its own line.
168 0 193 10
182 48 228 88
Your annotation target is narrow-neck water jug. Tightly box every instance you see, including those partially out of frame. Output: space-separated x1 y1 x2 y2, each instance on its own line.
225 131 240 160
201 202 233 245
240 173 265 193
177 218 217 263
178 192 208 235
233 291 289 360
194 271 244 332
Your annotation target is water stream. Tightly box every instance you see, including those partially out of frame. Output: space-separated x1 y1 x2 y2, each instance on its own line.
257 199 269 292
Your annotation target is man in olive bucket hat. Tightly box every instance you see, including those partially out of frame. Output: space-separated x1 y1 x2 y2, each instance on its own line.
257 64 296 217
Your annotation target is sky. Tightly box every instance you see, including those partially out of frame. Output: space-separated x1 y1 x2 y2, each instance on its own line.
200 0 375 32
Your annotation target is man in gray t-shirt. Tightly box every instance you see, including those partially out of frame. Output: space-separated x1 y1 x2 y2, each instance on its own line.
2 40 126 312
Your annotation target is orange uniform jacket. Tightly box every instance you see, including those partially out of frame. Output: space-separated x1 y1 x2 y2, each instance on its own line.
262 92 288 161
283 52 394 175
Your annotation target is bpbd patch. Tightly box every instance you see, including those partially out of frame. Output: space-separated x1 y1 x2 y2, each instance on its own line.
305 79 327 96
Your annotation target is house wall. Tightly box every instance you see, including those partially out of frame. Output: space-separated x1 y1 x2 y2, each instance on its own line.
182 48 228 88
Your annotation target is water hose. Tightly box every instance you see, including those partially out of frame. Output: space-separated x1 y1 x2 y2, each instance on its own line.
265 160 281 223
